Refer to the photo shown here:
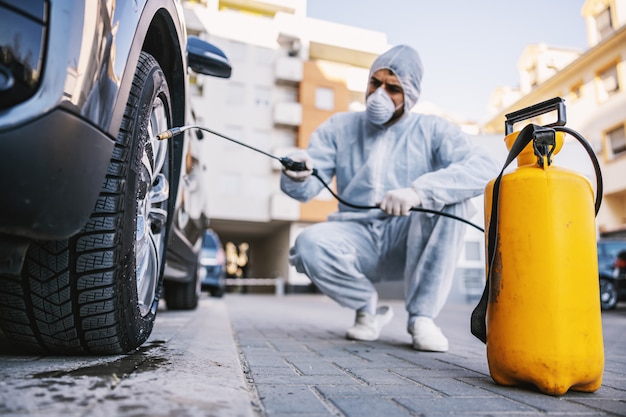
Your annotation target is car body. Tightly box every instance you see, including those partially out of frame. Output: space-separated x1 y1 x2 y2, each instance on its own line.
0 0 230 354
198 229 226 297
597 238 626 310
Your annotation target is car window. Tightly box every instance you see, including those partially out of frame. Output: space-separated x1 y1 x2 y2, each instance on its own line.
203 236 218 249
601 242 626 258
201 247 216 256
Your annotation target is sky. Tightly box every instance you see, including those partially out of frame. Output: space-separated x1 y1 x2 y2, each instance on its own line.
306 0 589 124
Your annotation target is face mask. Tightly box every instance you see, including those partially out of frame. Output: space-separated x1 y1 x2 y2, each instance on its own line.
365 87 403 125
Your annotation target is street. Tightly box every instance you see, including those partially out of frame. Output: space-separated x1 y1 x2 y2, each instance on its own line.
1 294 625 417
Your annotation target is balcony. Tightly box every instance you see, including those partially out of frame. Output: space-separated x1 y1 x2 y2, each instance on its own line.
275 56 303 84
273 102 302 126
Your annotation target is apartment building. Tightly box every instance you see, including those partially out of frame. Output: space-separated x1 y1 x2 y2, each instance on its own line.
484 0 626 237
183 0 390 289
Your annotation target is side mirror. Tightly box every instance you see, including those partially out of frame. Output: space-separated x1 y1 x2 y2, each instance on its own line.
187 36 232 79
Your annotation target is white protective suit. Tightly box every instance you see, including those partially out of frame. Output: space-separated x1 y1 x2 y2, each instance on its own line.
281 45 500 323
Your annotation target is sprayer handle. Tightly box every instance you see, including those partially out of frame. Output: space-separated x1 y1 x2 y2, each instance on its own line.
280 157 308 172
505 97 566 135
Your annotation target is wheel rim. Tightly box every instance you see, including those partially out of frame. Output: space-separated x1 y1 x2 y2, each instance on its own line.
600 279 617 307
136 96 170 317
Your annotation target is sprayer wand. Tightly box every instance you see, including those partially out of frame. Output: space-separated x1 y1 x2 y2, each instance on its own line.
157 125 308 173
157 125 485 232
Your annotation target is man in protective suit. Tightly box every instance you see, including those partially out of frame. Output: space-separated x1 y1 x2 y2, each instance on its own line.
280 45 499 352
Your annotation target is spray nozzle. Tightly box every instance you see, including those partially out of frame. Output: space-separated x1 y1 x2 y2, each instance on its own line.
156 126 196 140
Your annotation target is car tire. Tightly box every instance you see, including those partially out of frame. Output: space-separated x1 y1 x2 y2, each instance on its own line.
0 52 173 354
163 242 203 310
163 271 200 310
599 278 618 310
210 286 225 298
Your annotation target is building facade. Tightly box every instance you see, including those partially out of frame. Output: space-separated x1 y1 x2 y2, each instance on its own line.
183 0 390 288
485 0 626 237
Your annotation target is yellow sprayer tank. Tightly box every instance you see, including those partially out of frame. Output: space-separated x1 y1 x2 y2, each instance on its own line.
484 129 604 396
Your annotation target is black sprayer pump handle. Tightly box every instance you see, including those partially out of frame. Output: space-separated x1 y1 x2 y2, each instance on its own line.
504 97 567 135
280 157 309 172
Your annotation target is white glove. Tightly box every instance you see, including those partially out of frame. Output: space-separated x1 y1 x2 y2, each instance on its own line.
282 150 313 182
379 187 421 216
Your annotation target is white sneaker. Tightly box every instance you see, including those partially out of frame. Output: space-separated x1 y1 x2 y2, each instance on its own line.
409 317 449 352
346 306 394 341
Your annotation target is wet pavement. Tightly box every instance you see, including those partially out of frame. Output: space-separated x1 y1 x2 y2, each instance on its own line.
0 297 253 417
1 294 625 416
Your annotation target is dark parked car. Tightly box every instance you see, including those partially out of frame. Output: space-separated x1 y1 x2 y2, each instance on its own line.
0 0 231 354
605 248 626 309
598 238 626 310
198 229 226 298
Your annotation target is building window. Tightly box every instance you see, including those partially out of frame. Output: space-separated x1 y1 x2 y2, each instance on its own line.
595 7 614 41
254 86 271 108
570 81 583 101
597 64 620 101
315 87 334 111
606 124 626 158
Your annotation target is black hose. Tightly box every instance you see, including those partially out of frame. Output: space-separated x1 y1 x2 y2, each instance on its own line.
554 127 603 215
160 124 487 232
310 170 485 232
290 126 605 234
160 124 603 235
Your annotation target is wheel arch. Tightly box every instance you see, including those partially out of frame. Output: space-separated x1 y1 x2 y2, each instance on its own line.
108 2 188 220
140 7 188 220
142 9 187 130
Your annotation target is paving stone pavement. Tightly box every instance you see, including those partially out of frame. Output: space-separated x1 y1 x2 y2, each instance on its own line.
224 294 626 417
